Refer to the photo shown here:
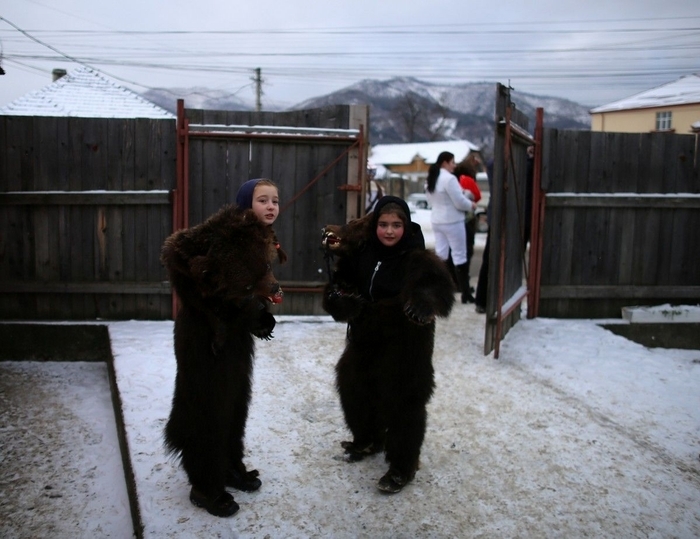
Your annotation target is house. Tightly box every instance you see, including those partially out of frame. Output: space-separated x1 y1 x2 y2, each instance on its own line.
589 73 700 134
369 140 482 184
0 66 174 119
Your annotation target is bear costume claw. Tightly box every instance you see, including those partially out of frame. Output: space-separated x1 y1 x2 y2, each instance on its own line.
189 488 239 517
403 302 435 325
341 440 383 462
225 468 262 492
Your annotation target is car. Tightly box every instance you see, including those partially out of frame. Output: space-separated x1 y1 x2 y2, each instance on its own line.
407 192 431 210
407 190 488 233
474 172 490 233
474 207 489 233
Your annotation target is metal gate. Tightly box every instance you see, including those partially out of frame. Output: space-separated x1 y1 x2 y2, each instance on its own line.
173 100 370 315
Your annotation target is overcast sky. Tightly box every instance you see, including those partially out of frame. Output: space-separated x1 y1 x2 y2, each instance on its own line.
1 0 699 110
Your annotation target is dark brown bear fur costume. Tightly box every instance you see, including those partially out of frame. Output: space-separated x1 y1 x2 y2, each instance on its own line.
321 197 455 492
161 204 284 517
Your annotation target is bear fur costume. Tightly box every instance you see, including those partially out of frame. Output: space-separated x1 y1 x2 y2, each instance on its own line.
161 204 284 516
321 196 456 492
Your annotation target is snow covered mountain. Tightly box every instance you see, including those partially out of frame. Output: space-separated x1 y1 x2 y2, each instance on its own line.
141 86 251 114
293 77 591 148
142 77 591 149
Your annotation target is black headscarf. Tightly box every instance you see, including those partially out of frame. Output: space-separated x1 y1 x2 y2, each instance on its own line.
355 196 425 301
368 196 424 255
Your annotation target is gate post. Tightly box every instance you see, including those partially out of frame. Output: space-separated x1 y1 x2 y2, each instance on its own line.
527 108 544 318
347 105 369 221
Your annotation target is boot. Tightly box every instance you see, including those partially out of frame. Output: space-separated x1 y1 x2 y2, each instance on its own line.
456 263 474 304
377 467 415 494
444 256 459 287
225 467 261 492
189 487 239 517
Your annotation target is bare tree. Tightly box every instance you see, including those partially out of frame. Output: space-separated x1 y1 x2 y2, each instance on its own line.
393 92 423 142
426 95 451 141
392 91 453 142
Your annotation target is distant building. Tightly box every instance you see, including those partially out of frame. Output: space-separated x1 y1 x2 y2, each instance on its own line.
370 140 481 183
369 139 483 198
0 66 174 119
589 73 700 134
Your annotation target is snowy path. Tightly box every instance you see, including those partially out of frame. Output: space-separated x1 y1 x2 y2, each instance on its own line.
2 301 698 538
105 306 700 538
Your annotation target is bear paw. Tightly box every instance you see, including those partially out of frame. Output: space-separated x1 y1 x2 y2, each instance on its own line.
250 311 276 340
403 302 435 325
225 468 262 492
323 286 365 320
341 440 383 462
189 487 239 517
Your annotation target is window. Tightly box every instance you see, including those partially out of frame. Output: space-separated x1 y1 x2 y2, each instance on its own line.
656 111 672 131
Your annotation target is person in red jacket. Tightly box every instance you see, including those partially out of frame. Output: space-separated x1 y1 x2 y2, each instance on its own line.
458 173 481 203
454 167 482 303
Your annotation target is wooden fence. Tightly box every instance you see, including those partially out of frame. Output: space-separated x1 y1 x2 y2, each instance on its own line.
0 105 368 320
5 104 694 322
537 129 700 318
0 116 176 320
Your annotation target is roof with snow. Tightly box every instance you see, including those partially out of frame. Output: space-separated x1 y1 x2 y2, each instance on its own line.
370 140 479 167
590 73 700 114
0 66 175 119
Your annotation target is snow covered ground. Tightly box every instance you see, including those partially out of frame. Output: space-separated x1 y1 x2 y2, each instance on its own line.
2 305 699 538
1 210 699 538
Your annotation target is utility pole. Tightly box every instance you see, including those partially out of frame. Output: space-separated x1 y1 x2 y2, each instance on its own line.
253 68 263 112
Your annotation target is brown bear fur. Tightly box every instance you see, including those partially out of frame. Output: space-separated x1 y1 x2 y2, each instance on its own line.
161 204 282 503
321 210 455 486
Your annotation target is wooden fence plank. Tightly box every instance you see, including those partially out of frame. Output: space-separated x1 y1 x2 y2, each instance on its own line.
120 120 139 316
270 110 301 283
0 281 170 293
32 117 55 315
538 128 700 318
0 192 170 204
147 119 166 318
200 110 229 224
185 109 204 226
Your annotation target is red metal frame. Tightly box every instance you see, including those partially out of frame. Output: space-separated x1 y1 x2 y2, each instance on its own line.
279 136 363 214
172 99 365 318
527 108 545 318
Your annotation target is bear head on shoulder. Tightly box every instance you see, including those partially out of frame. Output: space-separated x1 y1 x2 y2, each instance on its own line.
321 212 372 258
162 204 283 312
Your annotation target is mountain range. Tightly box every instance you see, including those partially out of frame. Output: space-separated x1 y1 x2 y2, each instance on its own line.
142 77 591 150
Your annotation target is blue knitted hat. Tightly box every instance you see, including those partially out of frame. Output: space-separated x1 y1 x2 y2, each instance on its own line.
235 178 262 210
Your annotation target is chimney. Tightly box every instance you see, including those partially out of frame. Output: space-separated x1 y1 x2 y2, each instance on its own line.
52 68 67 81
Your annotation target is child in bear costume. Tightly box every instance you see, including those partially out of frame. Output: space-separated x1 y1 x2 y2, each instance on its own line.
322 196 455 493
162 179 285 518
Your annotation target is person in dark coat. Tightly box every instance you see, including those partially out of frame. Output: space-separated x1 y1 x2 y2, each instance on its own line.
322 196 456 493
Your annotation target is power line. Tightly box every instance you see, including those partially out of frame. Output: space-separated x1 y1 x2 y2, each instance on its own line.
1 14 698 106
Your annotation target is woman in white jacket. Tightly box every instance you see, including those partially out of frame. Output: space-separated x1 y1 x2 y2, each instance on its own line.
425 151 477 304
